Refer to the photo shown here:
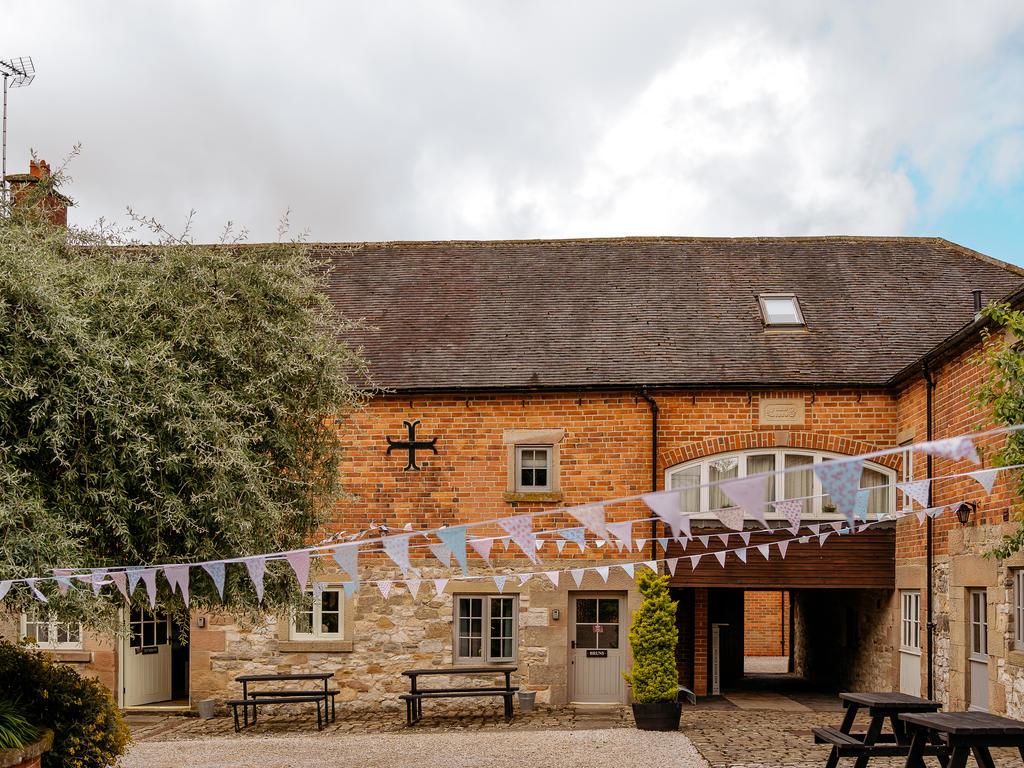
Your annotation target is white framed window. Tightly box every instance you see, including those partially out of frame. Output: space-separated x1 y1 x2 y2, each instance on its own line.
901 591 921 652
20 612 83 650
969 589 988 658
291 585 344 640
1014 571 1024 649
665 449 897 521
516 446 551 492
454 595 517 663
758 293 805 327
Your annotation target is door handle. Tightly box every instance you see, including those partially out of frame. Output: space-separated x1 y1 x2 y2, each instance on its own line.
571 640 576 649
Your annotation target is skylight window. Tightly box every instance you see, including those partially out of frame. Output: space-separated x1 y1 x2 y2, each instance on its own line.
758 294 805 327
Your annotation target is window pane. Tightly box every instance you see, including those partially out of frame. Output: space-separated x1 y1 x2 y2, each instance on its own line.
598 624 620 649
861 467 890 517
143 621 155 647
598 599 619 624
576 599 597 624
576 624 597 649
763 297 800 324
709 458 739 510
784 454 814 514
156 620 168 646
294 610 313 635
322 590 340 613
321 612 340 634
533 468 547 487
747 454 776 503
670 466 701 514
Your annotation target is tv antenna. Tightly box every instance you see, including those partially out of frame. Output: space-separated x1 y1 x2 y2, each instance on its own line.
1 56 35 208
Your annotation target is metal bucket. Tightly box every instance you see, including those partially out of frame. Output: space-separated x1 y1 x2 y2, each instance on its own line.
517 691 536 712
197 699 217 720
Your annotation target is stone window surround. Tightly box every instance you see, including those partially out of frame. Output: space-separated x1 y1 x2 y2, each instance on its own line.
278 582 355 653
503 428 565 503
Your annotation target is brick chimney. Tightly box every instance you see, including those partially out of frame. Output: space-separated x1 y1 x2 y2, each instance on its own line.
6 157 70 227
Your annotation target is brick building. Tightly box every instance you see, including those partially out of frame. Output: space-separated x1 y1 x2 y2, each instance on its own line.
10 235 1024 714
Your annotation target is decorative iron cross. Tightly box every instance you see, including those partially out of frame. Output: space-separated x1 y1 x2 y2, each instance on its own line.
386 420 438 471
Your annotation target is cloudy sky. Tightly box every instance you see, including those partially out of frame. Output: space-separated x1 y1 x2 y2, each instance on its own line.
5 2 1024 262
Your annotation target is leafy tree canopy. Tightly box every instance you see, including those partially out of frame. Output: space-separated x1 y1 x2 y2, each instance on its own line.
0 166 371 624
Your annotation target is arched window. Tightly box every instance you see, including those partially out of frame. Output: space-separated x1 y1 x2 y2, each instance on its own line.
664 449 896 521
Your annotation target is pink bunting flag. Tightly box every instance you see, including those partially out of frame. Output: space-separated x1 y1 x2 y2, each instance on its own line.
570 503 608 539
676 537 688 551
829 521 845 533
469 537 493 564
807 524 821 535
54 568 73 596
898 479 931 509
519 573 532 585
814 459 865 524
698 535 711 548
429 543 452 567
164 565 190 606
739 531 751 545
382 533 413 574
716 533 731 546
499 515 539 563
777 540 790 558
968 468 999 494
285 551 311 590
714 550 727 567
735 548 747 563
243 557 266 603
109 571 130 602
818 532 831 546
918 436 980 464
545 571 560 587
642 490 688 539
757 543 771 560
606 521 634 551
377 580 394 600
140 568 158 607
571 569 585 588
90 569 108 596
774 499 803 534
716 506 745 531
720 474 770 526
405 578 422 599
27 579 47 603
690 554 702 569
432 578 449 596
666 557 679 575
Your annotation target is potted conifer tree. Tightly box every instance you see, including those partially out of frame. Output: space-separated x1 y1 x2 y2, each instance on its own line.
623 570 681 731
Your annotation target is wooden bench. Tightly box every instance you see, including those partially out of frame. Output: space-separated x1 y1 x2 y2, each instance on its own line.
400 666 518 726
246 689 339 722
226 694 325 732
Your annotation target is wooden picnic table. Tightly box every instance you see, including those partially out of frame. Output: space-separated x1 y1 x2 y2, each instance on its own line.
400 666 518 725
901 711 1024 768
230 672 337 731
813 692 944 768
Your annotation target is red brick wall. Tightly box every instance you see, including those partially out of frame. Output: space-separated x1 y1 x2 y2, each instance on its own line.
744 590 790 656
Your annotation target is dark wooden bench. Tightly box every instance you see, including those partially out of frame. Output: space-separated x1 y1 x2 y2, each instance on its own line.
246 689 339 722
226 694 325 732
901 711 1024 768
400 666 518 725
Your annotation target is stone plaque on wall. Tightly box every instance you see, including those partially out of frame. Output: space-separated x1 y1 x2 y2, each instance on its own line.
758 397 805 426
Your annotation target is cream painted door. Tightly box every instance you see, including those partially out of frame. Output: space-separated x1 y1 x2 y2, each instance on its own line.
571 594 626 703
899 590 922 697
968 589 989 712
123 607 172 707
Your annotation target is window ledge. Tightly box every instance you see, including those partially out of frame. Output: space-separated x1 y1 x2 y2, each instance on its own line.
43 650 90 663
504 491 563 503
279 640 353 653
1008 649 1024 668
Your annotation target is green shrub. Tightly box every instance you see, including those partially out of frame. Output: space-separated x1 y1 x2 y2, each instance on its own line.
623 570 679 703
0 698 39 749
0 641 129 768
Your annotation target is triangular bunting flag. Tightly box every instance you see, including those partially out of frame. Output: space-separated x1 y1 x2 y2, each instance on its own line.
642 561 658 572
666 557 679 575
141 568 158 608
642 490 688 539
91 569 109 596
606 521 634 551
657 537 670 552
716 506 745 531
897 479 931 509
243 557 266 603
818 532 831 546
570 503 608 539
558 527 587 552
735 548 747 563
342 581 357 599
968 468 999 494
494 575 507 593
739 531 751 546
377 580 394 600
545 571 560 587
437 526 469 575
382 533 413 574
596 566 610 583
777 540 790 558
918 436 980 464
720 474 770 525
690 554 702 569
928 506 944 518
676 537 688 551
429 543 452 567
815 459 865 524
635 539 647 552
432 578 449 597
571 569 585 588
27 579 47 603
714 550 727 567
519 573 532 585
285 551 311 590
556 540 567 553
469 537 493 564
0 581 10 601
798 535 810 544
534 539 546 552
126 567 143 596
500 537 512 551
499 515 539 563
807 524 821 535
853 489 871 521
331 543 360 585
621 563 635 578
716 533 731 546
405 578 422 599
164 565 190 606
202 562 226 601
698 535 711 548
757 543 771 560
109 571 130 602
54 569 73 596
829 521 845 533
774 499 803 534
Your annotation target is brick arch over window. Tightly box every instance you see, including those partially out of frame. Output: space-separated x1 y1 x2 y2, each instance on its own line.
659 432 901 476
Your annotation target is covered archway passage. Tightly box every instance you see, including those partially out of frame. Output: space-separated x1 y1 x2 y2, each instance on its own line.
669 524 895 699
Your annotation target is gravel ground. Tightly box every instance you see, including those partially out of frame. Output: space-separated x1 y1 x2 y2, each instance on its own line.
123 728 709 768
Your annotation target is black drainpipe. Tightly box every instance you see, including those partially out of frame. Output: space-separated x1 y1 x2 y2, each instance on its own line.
922 361 936 699
638 387 659 561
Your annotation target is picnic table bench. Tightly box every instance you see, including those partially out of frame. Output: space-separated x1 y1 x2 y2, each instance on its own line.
227 672 338 732
813 692 945 768
399 666 518 725
901 711 1024 768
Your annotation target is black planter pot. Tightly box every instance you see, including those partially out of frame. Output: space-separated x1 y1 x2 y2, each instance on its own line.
630 701 682 731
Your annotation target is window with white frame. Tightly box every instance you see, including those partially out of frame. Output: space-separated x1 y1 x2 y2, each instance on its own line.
516 446 551 492
291 585 344 640
758 294 805 327
1014 570 1024 649
666 449 896 520
455 595 516 663
20 611 83 650
901 591 921 652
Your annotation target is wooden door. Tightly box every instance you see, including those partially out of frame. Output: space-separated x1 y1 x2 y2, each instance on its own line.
570 594 627 703
968 589 989 712
899 590 922 697
123 606 172 707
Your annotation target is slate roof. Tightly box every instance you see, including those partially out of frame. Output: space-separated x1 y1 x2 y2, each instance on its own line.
315 237 1024 391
